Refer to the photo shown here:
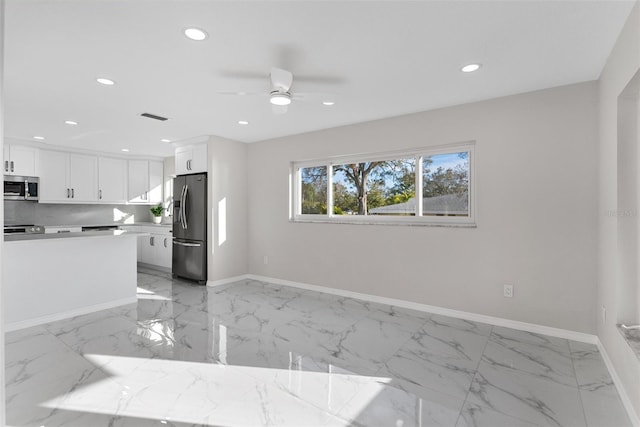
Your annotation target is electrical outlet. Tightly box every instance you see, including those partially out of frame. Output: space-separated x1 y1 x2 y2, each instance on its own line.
263 255 268 265
503 284 514 298
602 305 606 323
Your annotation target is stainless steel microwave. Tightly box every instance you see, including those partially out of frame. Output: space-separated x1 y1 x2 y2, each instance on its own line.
4 175 39 201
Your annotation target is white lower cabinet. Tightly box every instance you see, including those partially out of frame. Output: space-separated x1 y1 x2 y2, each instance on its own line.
140 233 172 268
124 225 172 269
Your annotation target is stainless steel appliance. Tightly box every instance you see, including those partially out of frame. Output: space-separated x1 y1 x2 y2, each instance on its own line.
173 173 207 284
4 176 39 201
4 224 44 234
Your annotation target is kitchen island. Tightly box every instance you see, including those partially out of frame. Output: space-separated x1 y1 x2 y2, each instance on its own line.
4 230 146 330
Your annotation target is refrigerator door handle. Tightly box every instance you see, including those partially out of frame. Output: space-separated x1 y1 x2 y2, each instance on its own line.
173 240 201 247
178 184 186 228
182 184 189 229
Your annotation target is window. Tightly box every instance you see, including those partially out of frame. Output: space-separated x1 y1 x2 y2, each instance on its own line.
292 142 475 226
300 166 327 214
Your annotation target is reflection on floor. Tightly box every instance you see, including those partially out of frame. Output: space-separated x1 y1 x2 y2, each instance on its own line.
5 269 633 426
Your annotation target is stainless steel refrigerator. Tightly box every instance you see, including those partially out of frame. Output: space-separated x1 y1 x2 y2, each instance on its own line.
172 173 207 284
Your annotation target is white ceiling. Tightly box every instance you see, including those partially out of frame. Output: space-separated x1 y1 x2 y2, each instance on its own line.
3 0 636 158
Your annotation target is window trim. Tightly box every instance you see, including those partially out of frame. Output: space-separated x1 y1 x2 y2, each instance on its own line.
291 141 476 227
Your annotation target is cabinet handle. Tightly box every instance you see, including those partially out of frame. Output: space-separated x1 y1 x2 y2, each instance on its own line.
99 189 102 200
67 188 70 198
164 237 168 248
150 236 154 246
4 161 7 172
10 161 14 173
187 159 192 170
71 188 74 198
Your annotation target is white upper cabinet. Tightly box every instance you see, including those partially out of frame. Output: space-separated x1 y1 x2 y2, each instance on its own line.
39 150 68 202
128 160 149 203
3 145 38 176
128 160 164 204
68 154 98 202
39 151 98 203
175 143 207 175
98 157 127 203
149 160 163 204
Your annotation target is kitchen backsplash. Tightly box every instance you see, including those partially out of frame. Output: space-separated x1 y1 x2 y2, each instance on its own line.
4 201 169 226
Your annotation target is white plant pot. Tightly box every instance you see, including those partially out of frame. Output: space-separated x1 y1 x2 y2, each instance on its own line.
152 216 162 224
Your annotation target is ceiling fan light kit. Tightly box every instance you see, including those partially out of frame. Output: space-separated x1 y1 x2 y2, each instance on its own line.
270 91 292 106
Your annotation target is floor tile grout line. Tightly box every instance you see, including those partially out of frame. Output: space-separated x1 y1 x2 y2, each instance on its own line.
567 338 591 427
454 324 494 426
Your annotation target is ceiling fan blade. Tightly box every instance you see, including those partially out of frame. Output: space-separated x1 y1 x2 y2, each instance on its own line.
292 92 337 102
271 104 289 115
293 75 346 85
270 67 293 92
216 91 266 96
218 70 268 80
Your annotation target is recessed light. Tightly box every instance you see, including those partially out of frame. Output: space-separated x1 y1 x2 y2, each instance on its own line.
33 136 45 140
96 77 115 85
322 101 335 106
461 63 481 73
65 120 78 125
238 120 249 125
161 139 171 143
121 148 129 152
184 28 208 41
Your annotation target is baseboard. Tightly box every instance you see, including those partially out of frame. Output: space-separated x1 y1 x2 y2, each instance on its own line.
207 274 250 288
247 274 597 344
5 296 138 332
597 340 640 427
137 262 171 273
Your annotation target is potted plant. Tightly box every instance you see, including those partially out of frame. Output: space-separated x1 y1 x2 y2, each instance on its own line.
150 204 164 224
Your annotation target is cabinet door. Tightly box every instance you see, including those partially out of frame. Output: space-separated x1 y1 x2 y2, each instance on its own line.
148 161 163 204
162 235 173 268
141 235 156 265
98 157 127 203
128 160 149 203
175 148 191 176
9 146 38 176
189 144 208 173
39 150 69 202
2 146 9 174
68 154 98 202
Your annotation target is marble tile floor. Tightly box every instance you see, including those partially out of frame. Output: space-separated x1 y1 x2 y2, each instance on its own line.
5 269 633 427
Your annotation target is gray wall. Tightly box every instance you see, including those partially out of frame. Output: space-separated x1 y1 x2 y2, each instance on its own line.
5 201 154 226
598 1 640 419
247 81 598 334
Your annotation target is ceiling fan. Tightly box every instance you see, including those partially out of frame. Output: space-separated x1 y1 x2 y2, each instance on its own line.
218 67 337 114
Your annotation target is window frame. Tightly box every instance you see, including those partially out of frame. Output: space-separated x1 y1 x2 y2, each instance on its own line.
291 141 476 227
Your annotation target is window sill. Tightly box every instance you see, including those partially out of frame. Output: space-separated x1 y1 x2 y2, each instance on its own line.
617 324 640 361
291 217 477 228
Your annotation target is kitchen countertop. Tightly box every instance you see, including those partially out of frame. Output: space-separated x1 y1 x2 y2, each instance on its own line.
41 222 172 228
4 230 149 243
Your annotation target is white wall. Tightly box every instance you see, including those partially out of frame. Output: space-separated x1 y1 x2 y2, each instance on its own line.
0 0 5 422
598 1 640 419
207 135 248 282
162 156 175 223
247 82 598 334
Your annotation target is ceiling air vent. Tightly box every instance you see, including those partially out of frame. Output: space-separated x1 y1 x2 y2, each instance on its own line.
140 112 168 121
